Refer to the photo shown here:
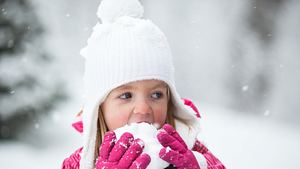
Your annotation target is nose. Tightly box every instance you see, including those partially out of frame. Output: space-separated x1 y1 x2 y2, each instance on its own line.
133 100 152 115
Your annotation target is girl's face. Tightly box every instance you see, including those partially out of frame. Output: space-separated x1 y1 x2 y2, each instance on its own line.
101 80 169 130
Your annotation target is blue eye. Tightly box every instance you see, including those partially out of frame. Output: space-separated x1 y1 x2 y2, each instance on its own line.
151 91 163 99
119 92 132 99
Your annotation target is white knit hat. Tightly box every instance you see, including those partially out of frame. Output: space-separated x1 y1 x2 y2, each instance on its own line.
79 0 199 168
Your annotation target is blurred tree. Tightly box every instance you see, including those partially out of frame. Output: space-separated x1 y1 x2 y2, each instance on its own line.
0 0 66 140
227 0 284 114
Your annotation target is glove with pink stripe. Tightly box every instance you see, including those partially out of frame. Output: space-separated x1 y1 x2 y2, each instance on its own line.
157 124 200 169
95 131 151 169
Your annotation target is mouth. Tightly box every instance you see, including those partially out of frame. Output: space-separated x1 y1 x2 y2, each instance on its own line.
128 121 151 125
127 121 160 129
136 121 151 124
127 115 154 125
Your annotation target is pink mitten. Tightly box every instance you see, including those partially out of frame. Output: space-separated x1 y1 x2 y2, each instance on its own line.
157 124 200 169
95 131 151 169
61 147 82 169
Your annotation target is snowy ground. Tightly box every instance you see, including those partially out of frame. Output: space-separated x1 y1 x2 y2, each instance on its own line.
200 104 300 169
0 98 82 169
1 101 300 169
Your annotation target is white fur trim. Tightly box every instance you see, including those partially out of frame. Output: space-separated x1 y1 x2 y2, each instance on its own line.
80 100 98 169
175 119 200 149
192 151 208 169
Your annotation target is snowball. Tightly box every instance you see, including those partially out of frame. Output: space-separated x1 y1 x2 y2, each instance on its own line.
114 123 169 168
97 0 144 23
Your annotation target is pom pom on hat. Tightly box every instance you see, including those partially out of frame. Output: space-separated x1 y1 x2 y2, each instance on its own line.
97 0 144 23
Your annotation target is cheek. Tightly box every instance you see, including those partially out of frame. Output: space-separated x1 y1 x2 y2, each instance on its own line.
102 104 131 131
153 103 168 126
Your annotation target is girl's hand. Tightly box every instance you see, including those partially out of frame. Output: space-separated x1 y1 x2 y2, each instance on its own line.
157 124 200 169
96 131 151 169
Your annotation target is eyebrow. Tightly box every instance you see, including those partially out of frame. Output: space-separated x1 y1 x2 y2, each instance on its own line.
115 82 167 91
115 85 135 91
150 83 168 89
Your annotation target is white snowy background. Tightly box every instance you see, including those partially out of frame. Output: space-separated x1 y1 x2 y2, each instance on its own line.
1 0 300 168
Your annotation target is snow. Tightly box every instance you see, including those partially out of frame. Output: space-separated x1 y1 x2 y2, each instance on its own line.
114 123 169 169
0 142 67 168
0 98 82 169
242 85 249 91
199 104 300 169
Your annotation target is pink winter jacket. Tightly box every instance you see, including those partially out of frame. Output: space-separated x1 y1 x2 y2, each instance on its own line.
62 99 226 169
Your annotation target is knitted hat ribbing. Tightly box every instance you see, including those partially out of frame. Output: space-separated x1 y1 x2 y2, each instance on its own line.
79 0 199 168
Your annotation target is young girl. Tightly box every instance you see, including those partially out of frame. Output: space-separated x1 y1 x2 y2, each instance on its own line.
62 0 225 168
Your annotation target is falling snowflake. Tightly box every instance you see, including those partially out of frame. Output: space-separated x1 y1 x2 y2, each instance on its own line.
242 85 249 91
264 110 270 117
